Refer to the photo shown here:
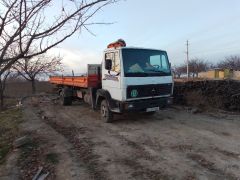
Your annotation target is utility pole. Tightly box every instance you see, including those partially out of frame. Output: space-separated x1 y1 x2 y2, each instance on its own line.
186 40 189 79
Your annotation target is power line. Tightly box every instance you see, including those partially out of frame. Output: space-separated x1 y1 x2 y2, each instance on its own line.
186 40 189 79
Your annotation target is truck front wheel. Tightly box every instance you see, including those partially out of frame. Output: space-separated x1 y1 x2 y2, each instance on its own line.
100 100 113 123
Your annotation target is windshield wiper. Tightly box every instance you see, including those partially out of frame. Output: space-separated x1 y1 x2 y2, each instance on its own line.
147 69 169 74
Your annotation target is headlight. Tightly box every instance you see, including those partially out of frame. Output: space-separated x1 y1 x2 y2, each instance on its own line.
124 103 134 109
128 104 134 108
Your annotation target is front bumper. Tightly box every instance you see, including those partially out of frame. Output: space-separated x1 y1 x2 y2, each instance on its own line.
110 97 173 113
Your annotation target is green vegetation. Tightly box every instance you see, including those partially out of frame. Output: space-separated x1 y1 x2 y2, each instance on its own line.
0 108 23 164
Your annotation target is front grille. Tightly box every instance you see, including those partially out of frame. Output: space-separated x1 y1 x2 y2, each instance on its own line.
127 83 172 99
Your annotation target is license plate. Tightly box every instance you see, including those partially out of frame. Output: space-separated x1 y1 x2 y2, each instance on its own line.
146 107 159 112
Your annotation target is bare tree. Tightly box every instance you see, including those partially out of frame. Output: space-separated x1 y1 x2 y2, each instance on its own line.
0 0 117 104
0 0 116 75
189 58 210 77
13 54 62 93
0 68 11 109
217 56 240 70
173 59 210 78
173 65 186 78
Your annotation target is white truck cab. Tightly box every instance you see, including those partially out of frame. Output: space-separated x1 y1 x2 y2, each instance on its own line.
97 46 173 119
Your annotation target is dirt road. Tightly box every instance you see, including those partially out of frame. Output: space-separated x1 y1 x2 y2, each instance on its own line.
21 95 240 180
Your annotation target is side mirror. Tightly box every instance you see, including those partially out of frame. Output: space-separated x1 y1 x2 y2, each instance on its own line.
105 59 112 70
169 62 172 68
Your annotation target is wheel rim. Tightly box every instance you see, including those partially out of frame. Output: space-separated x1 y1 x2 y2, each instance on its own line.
101 104 107 117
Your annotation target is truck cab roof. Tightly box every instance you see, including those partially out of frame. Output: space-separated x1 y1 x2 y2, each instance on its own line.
104 47 166 53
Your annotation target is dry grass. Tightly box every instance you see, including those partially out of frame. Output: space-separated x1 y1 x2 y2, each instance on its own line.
0 81 52 163
0 108 23 164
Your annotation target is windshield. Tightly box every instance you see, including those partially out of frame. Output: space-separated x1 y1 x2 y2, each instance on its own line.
122 49 171 77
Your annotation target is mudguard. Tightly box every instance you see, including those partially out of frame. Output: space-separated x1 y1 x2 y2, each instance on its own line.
96 89 112 107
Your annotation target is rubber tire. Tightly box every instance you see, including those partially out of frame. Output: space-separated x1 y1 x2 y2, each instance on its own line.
60 90 72 106
100 100 113 123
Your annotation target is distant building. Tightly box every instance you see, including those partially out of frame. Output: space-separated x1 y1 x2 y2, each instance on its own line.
198 69 240 80
233 71 240 80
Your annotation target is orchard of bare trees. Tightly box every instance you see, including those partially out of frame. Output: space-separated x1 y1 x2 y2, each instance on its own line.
0 0 117 109
173 55 240 78
173 58 211 78
217 56 240 70
13 54 62 94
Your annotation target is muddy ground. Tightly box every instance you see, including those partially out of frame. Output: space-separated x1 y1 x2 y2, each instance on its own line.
1 95 240 180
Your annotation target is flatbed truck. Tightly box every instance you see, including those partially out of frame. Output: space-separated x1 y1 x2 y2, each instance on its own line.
50 40 173 122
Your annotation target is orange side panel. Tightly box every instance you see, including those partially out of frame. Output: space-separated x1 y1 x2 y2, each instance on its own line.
49 75 100 88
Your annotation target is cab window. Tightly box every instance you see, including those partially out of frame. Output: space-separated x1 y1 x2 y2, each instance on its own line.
150 54 169 71
105 51 120 72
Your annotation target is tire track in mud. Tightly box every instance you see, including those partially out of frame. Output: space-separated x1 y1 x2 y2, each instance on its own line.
41 117 109 180
25 103 96 180
104 122 239 180
187 153 238 180
121 158 171 180
100 127 172 179
39 96 240 179
42 103 172 180
113 135 171 179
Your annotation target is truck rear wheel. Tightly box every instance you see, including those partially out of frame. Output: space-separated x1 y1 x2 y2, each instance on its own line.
100 100 113 123
60 88 72 106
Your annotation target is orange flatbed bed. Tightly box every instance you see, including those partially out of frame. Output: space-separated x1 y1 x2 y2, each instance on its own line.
49 75 101 88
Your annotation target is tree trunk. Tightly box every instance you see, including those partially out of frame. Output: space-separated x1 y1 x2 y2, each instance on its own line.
0 80 4 110
31 79 36 94
0 91 3 110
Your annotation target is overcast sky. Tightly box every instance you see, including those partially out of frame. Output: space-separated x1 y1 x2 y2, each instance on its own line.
49 0 240 74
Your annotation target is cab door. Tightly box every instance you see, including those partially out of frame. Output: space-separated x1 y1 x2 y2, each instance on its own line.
102 50 122 101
